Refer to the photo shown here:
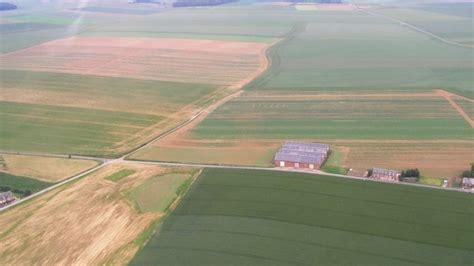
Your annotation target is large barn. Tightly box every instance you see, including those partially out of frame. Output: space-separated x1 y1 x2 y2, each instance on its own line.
274 141 329 170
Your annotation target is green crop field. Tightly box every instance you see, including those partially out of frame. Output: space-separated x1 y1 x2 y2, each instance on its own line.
0 172 52 198
0 70 217 156
0 25 76 53
80 30 276 43
89 7 293 38
0 101 162 155
126 173 191 213
105 169 136 182
131 168 474 265
79 6 160 15
191 91 473 140
251 15 473 93
0 11 96 53
377 4 474 46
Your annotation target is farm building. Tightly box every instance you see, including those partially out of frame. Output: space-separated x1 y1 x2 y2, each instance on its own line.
370 168 400 182
274 141 329 170
462 178 474 189
0 191 15 208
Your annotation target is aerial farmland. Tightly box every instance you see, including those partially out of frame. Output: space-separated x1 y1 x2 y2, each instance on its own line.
0 0 473 265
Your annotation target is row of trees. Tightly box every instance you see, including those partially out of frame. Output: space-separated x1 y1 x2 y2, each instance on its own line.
0 186 32 197
461 163 474 178
401 169 420 178
0 2 17 11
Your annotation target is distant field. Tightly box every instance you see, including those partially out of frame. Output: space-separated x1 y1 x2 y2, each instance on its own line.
12 14 89 25
1 154 99 182
0 25 76 53
0 70 222 156
0 163 197 265
376 5 474 46
1 36 270 86
131 168 474 265
80 31 276 43
80 6 161 15
252 13 473 93
0 12 94 53
90 8 292 38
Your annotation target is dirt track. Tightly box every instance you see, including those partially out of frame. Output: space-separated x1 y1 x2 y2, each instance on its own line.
436 89 474 128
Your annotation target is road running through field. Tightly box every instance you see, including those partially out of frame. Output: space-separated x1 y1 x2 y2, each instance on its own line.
2 149 472 212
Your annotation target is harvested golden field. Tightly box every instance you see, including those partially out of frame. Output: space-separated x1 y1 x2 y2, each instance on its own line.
329 141 474 177
0 162 197 265
132 139 280 167
1 154 99 182
1 37 270 86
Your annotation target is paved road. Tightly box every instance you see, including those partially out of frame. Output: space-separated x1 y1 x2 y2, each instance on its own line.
1 151 471 213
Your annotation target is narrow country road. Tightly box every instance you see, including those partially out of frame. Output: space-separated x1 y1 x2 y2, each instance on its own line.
2 151 471 212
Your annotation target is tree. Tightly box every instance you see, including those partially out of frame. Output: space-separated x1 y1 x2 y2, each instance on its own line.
401 168 420 178
462 170 471 178
367 169 373 177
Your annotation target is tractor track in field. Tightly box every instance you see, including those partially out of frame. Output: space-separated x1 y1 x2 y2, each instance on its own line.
436 89 474 128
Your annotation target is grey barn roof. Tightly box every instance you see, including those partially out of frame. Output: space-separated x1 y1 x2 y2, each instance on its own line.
275 152 325 164
284 141 330 151
275 141 329 164
372 168 400 176
463 178 474 185
278 149 326 157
